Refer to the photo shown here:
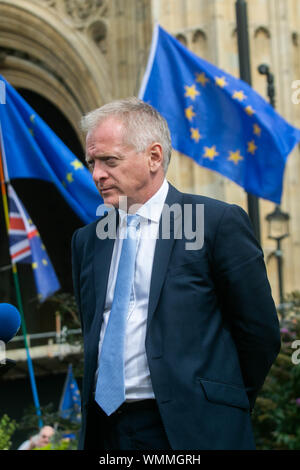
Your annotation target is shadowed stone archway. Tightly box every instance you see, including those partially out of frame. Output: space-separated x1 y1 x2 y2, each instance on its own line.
0 0 112 145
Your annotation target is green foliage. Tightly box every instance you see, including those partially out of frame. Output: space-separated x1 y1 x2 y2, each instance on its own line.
0 414 17 450
34 440 72 450
34 431 78 450
252 291 300 449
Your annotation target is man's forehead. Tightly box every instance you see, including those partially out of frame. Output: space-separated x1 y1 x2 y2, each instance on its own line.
41 426 53 436
87 117 124 139
85 119 132 157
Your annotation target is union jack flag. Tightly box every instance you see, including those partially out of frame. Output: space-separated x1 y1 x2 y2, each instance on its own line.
8 184 60 302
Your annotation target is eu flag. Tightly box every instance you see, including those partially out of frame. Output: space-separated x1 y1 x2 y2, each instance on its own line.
0 75 101 223
8 184 61 302
59 364 81 423
139 25 300 204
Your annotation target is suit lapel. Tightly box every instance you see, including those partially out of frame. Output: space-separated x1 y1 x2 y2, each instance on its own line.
147 184 183 330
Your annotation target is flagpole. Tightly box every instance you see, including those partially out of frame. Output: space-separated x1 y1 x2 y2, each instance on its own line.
0 137 43 429
235 0 261 244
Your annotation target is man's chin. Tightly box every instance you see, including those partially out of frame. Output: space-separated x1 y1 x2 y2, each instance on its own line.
101 191 130 209
101 194 119 208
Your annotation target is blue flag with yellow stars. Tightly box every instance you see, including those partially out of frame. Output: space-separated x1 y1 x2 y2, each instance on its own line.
59 364 81 423
139 25 300 204
0 75 101 223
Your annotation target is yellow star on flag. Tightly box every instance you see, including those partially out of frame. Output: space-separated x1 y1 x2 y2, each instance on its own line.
28 128 34 136
196 72 209 86
71 159 84 170
66 172 74 183
185 106 196 121
42 259 48 266
228 150 243 165
204 145 219 160
245 105 255 116
32 262 38 269
247 140 257 155
233 90 247 102
184 84 200 100
215 76 228 88
190 128 202 143
253 124 261 136
30 114 36 123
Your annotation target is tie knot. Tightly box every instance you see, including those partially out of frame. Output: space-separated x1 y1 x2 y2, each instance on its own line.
125 214 140 240
126 214 140 228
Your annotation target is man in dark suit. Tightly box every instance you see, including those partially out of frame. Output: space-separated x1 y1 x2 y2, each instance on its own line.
72 97 281 450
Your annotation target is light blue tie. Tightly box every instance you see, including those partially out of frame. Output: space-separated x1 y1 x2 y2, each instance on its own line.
95 214 139 415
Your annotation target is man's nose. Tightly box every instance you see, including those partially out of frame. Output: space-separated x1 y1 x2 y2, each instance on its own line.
92 160 108 181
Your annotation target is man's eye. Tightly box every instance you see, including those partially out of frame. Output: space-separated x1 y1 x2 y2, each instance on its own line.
106 157 117 166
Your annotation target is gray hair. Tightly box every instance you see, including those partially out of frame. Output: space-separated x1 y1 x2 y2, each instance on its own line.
80 97 172 173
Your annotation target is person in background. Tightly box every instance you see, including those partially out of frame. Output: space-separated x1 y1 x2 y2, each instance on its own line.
17 425 54 450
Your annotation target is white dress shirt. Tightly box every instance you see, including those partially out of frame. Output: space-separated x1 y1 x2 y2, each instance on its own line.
95 179 169 400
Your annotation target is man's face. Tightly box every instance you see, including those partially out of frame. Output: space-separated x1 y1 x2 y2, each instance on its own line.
86 117 163 210
38 426 54 447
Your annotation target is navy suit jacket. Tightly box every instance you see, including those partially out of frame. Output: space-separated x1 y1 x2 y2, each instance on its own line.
72 184 281 450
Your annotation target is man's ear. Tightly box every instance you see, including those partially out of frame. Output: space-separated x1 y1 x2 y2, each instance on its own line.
148 142 163 172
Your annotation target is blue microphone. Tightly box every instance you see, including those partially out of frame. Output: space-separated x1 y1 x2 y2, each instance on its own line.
0 303 21 343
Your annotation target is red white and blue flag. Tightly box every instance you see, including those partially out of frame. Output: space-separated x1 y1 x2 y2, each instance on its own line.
8 184 60 302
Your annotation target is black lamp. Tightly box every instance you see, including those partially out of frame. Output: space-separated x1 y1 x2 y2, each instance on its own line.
266 205 290 241
265 205 290 316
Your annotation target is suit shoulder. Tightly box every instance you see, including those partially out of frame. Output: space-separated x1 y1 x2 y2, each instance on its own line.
72 219 98 249
72 208 118 249
167 183 236 215
180 192 252 233
182 192 233 212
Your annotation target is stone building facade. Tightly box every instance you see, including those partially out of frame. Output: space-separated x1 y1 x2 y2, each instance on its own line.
0 0 299 306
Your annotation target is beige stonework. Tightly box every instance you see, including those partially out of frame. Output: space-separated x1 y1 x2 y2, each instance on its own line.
0 0 299 304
